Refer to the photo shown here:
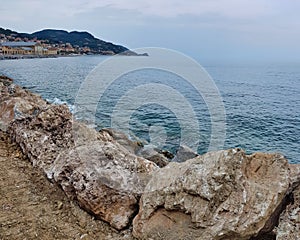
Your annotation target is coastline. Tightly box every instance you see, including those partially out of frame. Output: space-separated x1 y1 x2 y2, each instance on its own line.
0 75 299 240
0 52 149 61
0 54 92 61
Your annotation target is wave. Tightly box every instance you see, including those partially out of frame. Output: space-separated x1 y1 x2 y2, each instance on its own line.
46 97 75 113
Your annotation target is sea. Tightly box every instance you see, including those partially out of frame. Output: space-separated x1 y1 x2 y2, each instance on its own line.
0 55 299 163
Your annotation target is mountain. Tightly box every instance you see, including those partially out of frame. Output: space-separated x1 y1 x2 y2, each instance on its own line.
0 27 138 55
31 29 130 54
0 28 20 36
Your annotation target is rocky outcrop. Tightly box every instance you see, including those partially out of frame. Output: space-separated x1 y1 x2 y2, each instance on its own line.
0 76 47 131
9 105 73 173
172 145 198 162
1 76 300 238
276 165 300 240
101 128 170 167
0 76 158 230
100 128 143 154
137 145 170 168
276 185 300 240
133 149 299 240
49 141 157 230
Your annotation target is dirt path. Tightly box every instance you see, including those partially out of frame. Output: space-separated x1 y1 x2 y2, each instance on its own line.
0 131 134 240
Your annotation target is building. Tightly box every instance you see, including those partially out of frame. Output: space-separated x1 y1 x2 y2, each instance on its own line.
45 47 58 55
0 41 44 55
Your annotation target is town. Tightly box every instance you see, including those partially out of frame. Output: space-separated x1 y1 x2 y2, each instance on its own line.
0 33 96 59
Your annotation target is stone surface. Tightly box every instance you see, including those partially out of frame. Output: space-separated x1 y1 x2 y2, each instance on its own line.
0 130 135 240
100 128 143 154
276 165 300 240
137 145 170 168
133 149 295 240
0 76 47 131
1 78 158 230
101 128 170 168
172 145 198 163
9 104 74 174
2 76 300 238
50 141 158 230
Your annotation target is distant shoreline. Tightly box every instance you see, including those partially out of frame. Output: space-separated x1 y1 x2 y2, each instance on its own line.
0 52 148 60
0 54 104 61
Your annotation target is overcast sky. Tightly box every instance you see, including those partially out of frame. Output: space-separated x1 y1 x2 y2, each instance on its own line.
1 0 300 63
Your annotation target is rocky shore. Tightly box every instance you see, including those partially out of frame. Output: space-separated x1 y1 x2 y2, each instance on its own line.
0 75 299 239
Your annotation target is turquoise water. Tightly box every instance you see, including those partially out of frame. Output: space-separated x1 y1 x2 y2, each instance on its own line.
0 56 299 163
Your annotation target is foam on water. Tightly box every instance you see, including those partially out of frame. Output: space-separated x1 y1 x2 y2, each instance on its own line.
46 97 76 113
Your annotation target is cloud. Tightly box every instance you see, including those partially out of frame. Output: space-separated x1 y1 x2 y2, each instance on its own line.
4 0 279 19
1 0 300 62
62 0 283 19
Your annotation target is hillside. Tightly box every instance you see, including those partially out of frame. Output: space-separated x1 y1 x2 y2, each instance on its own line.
0 27 136 55
31 29 130 54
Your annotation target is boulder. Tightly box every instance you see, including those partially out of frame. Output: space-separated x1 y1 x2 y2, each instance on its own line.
276 165 300 240
50 141 158 230
101 128 170 168
0 75 13 86
137 145 170 168
1 79 159 230
8 105 158 230
100 128 143 154
133 149 295 240
172 145 198 162
9 104 73 174
0 78 47 131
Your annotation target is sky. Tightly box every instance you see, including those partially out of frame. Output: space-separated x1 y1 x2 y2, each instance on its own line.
1 0 300 63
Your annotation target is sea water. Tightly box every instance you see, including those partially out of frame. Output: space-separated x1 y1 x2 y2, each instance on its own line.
0 56 299 163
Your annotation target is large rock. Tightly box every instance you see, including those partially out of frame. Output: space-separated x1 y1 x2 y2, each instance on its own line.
101 128 170 168
9 104 74 173
49 141 157 230
276 165 300 240
1 78 158 230
133 149 296 240
8 105 158 230
172 145 198 163
137 145 170 168
0 77 47 131
100 128 143 154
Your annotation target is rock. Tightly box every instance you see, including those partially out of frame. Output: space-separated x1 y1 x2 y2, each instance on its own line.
8 104 158 229
0 76 13 86
1 79 158 230
100 128 143 154
8 104 73 174
137 146 170 168
0 79 47 131
2 76 300 237
133 149 294 240
50 141 158 230
275 165 300 240
101 128 170 168
276 185 300 240
157 149 174 160
172 145 198 162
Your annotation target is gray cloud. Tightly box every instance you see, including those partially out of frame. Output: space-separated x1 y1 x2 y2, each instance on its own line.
1 0 300 62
